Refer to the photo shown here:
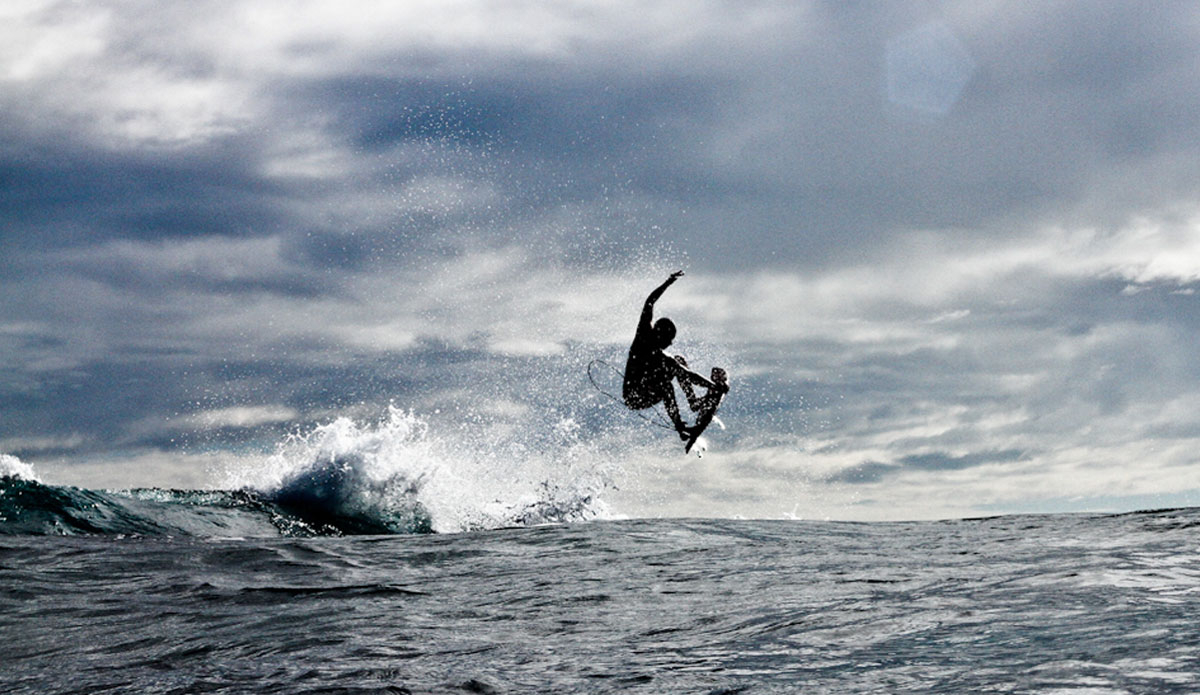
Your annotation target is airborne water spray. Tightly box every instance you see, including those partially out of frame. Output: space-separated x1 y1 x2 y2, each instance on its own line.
223 404 617 533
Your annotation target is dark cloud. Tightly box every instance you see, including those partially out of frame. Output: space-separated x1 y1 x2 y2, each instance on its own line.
8 3 1199 272
831 449 1025 484
0 137 289 249
899 449 1025 471
828 462 897 485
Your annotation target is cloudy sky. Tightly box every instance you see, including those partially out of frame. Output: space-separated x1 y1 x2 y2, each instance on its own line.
3 0 1200 521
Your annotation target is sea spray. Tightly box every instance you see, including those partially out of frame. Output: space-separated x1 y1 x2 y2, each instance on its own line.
0 454 40 482
0 407 619 537
224 405 615 534
245 406 436 533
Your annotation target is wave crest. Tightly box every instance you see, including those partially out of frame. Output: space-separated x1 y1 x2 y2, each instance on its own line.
227 406 613 534
0 406 615 537
0 454 40 483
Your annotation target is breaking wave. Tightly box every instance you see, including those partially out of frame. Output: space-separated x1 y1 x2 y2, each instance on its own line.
0 407 614 537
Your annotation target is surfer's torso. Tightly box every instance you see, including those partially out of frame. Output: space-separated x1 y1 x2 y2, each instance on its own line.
622 316 671 410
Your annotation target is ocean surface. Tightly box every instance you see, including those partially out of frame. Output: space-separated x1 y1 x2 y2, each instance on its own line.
4 462 1200 694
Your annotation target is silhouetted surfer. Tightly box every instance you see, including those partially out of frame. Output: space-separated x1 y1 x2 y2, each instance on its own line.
623 271 729 442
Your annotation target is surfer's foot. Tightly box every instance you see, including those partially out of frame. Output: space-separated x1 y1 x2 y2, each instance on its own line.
676 425 693 441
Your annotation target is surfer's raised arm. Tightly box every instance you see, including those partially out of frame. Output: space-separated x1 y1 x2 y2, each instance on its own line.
641 270 684 327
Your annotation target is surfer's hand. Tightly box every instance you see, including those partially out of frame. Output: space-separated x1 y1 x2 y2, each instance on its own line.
668 270 684 282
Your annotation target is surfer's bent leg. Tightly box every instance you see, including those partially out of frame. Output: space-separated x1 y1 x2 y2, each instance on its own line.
659 383 689 439
672 355 704 411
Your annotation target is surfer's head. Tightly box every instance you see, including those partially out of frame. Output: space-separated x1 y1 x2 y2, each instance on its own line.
653 318 676 348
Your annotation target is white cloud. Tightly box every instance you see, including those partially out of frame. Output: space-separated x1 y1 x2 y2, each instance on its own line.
0 2 254 146
260 127 356 180
0 1 109 82
0 0 786 147
37 449 243 490
0 433 87 454
68 236 295 284
490 338 565 357
182 405 299 430
611 428 1200 522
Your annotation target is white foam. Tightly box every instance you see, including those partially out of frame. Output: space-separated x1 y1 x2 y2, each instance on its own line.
223 405 614 533
0 454 40 482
